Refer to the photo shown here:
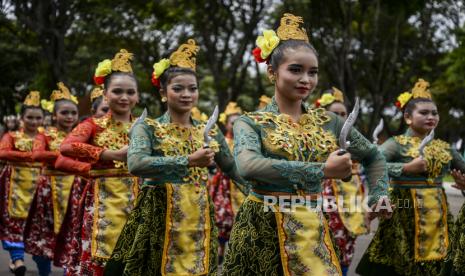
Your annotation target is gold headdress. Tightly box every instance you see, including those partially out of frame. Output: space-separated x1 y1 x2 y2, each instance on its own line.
258 95 272 109
94 49 134 85
332 87 344 103
90 87 104 102
23 91 41 107
152 39 200 87
191 107 208 122
51 82 78 102
276 13 309 42
111 49 134 73
41 82 78 113
396 78 432 109
219 102 242 124
253 13 309 63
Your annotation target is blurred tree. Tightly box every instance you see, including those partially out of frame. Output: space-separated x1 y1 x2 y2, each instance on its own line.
0 0 41 114
186 0 270 111
434 27 465 149
13 0 78 86
0 0 464 139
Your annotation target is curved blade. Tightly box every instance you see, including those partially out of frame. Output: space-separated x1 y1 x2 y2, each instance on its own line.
203 105 219 146
455 138 463 150
372 118 384 144
419 129 434 157
129 108 148 135
339 97 360 151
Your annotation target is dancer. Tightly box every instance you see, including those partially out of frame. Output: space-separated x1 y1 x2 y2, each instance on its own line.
357 79 465 276
0 91 44 276
24 83 82 276
105 39 247 275
222 13 390 275
56 49 140 276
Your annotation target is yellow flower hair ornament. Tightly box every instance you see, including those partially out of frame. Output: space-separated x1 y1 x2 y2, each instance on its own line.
252 30 280 63
151 59 171 87
316 94 336 107
94 59 112 85
41 99 54 113
396 92 412 109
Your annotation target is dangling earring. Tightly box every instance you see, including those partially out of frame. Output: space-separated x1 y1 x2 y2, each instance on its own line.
269 75 276 83
406 119 412 125
161 96 167 103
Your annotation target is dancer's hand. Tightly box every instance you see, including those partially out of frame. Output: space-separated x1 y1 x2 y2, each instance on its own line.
188 148 215 168
451 169 465 190
324 151 352 179
100 145 128 162
403 157 427 174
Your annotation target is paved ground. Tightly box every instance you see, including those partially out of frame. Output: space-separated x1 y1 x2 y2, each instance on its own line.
0 182 463 275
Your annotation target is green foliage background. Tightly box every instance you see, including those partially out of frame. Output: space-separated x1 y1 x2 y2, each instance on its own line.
0 0 464 148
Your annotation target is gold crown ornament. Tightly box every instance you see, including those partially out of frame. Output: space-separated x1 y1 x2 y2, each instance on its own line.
151 39 200 88
332 87 344 103
253 13 309 63
396 78 432 109
90 86 104 102
219 102 243 124
51 82 78 104
258 95 272 109
41 82 78 113
191 107 208 122
94 49 134 85
23 91 41 107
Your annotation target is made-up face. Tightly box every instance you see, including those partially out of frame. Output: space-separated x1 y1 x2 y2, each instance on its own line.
327 102 348 120
405 101 439 135
226 114 239 134
54 101 78 131
104 74 138 115
163 74 199 115
94 98 109 118
271 46 319 102
22 108 44 134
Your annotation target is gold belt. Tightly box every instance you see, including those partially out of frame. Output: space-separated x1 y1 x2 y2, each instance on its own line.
42 168 72 176
7 161 42 168
87 168 131 178
252 188 321 200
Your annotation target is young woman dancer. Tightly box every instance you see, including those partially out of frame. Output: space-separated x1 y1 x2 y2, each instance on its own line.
55 49 140 276
23 82 82 276
105 39 248 276
0 91 44 276
357 79 465 276
222 13 391 276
